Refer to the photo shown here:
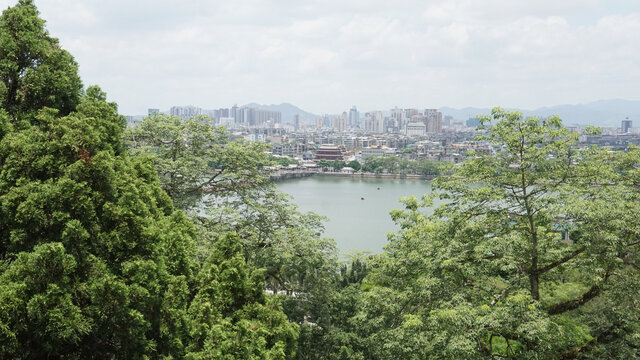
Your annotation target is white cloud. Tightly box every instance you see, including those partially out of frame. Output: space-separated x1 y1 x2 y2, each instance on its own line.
0 0 638 114
296 48 340 73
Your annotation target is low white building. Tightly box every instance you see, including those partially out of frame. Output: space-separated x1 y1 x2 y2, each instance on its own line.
406 122 426 137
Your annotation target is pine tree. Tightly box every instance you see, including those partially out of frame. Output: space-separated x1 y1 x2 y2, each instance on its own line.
0 2 298 358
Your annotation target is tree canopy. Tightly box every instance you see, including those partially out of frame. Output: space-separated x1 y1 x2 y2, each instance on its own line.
126 114 339 339
126 114 274 210
0 2 298 358
2 1 639 359
351 109 640 359
0 0 82 122
361 156 440 176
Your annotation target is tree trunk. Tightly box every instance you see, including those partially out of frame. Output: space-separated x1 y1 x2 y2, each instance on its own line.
529 272 540 301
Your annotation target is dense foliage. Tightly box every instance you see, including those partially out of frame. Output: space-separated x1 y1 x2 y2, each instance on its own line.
125 114 337 297
347 110 640 359
126 114 339 357
0 2 297 358
271 155 301 167
361 156 441 176
1 1 639 359
126 114 274 210
316 157 440 176
0 0 82 121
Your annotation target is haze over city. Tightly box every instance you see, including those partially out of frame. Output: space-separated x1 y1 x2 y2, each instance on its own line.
1 0 638 115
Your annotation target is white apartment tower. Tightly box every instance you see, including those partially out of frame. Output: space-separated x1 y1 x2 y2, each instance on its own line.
425 109 443 133
349 106 359 128
365 111 384 133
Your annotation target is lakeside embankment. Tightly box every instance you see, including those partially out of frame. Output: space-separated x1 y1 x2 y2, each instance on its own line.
270 169 436 182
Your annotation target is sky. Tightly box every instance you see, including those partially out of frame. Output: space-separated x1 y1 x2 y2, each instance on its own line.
2 0 639 115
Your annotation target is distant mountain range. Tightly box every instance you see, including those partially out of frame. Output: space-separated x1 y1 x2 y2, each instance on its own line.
440 99 640 127
132 99 640 127
245 99 640 127
243 102 318 125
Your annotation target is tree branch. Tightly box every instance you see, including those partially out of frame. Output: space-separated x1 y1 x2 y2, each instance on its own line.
626 239 640 247
491 276 522 306
546 269 611 315
537 246 586 275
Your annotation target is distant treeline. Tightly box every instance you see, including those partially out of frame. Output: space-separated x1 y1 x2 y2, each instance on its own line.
316 156 441 176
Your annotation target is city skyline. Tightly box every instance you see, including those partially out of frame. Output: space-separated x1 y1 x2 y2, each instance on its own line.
2 0 639 115
142 98 640 128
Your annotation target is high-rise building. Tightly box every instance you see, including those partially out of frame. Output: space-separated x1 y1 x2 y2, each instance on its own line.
425 109 442 133
622 118 632 133
444 115 453 127
467 117 482 128
364 111 384 133
251 108 281 126
202 109 218 121
169 105 202 119
331 114 347 132
364 113 373 132
218 108 229 118
294 114 300 131
148 108 160 116
404 108 419 118
389 107 406 131
231 104 238 123
349 106 359 128
374 111 384 133
230 106 281 126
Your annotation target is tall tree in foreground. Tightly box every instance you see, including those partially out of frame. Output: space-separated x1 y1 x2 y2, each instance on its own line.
356 108 640 359
0 1 298 358
126 114 339 343
0 0 82 122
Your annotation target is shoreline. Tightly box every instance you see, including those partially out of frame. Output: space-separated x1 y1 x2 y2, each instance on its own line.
270 170 435 182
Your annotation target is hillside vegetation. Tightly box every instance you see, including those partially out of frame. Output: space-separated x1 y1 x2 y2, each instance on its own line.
0 1 638 359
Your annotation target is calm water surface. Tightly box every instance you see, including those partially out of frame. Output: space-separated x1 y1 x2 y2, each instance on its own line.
278 176 434 254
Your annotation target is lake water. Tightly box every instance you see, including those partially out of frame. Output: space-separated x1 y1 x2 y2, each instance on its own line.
277 176 434 254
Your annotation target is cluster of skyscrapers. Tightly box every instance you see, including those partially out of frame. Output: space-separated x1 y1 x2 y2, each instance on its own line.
314 106 443 135
154 105 282 127
149 104 451 137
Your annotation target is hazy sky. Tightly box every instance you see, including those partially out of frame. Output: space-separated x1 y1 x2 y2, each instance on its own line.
2 0 639 115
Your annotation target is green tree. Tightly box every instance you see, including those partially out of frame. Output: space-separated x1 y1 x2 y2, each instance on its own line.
397 158 410 175
331 160 346 171
271 155 300 167
295 255 372 360
355 108 640 358
381 156 398 174
126 111 339 355
0 2 298 358
193 191 338 298
186 233 299 359
126 115 338 292
0 83 197 358
413 158 440 176
317 159 331 170
347 160 361 172
361 156 383 174
0 0 82 122
126 114 274 209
